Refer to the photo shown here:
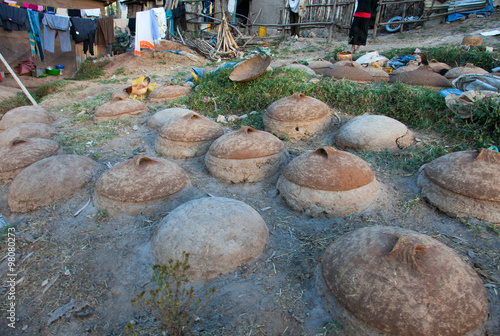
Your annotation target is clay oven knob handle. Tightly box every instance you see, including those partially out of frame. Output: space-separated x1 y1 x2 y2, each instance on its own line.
291 92 306 101
133 155 157 167
238 126 258 135
10 138 28 147
313 146 339 159
386 236 428 272
184 112 202 121
475 148 500 163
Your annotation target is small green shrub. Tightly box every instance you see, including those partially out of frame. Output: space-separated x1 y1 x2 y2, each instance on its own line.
71 59 110 80
128 252 215 335
36 80 69 100
0 93 32 116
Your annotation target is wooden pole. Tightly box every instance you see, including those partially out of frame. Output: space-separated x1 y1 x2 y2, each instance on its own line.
0 52 38 106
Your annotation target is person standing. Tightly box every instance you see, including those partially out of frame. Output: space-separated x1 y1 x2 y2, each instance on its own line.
349 0 373 53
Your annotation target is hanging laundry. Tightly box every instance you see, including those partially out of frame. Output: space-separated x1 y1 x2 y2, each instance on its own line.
172 3 187 31
27 8 44 60
0 3 28 31
44 6 56 14
135 10 155 55
81 8 101 18
96 16 115 55
42 13 72 52
165 10 174 37
127 17 136 36
113 18 129 33
150 9 161 44
56 8 68 17
23 3 43 11
70 17 96 55
67 9 81 17
152 7 167 39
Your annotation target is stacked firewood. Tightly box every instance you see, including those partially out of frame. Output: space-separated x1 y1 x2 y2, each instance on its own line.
216 11 239 56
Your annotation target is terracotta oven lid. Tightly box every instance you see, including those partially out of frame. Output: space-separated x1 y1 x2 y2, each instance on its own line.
148 83 191 100
159 113 224 142
0 105 53 131
0 138 60 172
308 58 333 74
428 59 452 72
95 155 189 203
266 93 330 122
229 54 271 82
423 148 500 201
390 66 452 87
94 99 147 118
323 63 374 82
208 126 284 160
282 147 375 191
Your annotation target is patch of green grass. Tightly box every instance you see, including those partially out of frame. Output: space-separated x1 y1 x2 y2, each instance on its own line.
55 118 131 155
0 93 32 116
98 77 128 84
36 80 70 101
0 221 19 243
71 59 110 80
315 321 343 335
114 67 126 76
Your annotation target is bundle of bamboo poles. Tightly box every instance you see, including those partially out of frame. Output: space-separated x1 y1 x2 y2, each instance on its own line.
216 11 239 55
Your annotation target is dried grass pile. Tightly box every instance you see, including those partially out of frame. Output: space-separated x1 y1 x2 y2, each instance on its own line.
93 99 148 123
417 148 500 223
0 138 61 183
321 226 488 335
93 155 191 216
0 105 53 130
148 83 191 103
146 108 195 130
264 93 332 140
0 123 55 146
156 113 224 159
151 197 269 282
205 126 288 183
8 155 100 213
334 115 414 151
277 147 378 217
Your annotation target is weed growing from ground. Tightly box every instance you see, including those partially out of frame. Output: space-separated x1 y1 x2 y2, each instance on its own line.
127 252 215 335
71 59 110 80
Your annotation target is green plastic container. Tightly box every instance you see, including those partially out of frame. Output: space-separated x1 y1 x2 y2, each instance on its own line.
45 67 60 76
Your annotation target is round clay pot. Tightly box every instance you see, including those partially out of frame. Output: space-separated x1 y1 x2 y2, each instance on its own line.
151 197 269 282
0 123 55 146
8 155 101 213
321 226 488 336
155 113 224 159
264 93 332 139
93 99 148 123
277 147 378 217
390 65 452 88
417 148 500 223
323 63 374 83
445 63 489 80
0 105 53 131
205 126 288 183
148 83 191 102
462 36 483 46
336 51 353 61
0 138 61 183
94 155 191 216
307 58 334 75
147 108 195 130
334 115 414 151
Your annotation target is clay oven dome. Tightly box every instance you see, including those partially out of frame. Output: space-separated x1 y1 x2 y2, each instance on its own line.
264 93 332 139
94 155 191 216
417 148 500 223
0 105 53 131
0 138 61 183
323 63 374 82
389 66 452 88
277 147 378 217
284 63 316 76
334 115 414 151
0 123 55 146
321 226 488 335
8 155 100 213
428 59 452 73
205 126 288 183
307 58 333 75
93 99 148 123
156 113 224 159
445 63 488 80
363 64 389 82
148 83 191 102
147 108 195 130
390 61 419 76
151 197 269 282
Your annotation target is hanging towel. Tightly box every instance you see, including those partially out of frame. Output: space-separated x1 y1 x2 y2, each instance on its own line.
135 10 155 55
42 13 72 52
56 8 68 16
27 8 44 60
0 3 28 31
81 8 101 17
150 9 161 44
152 7 167 39
96 16 115 46
165 10 174 37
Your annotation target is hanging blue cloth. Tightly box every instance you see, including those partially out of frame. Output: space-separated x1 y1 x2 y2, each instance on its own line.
165 9 174 36
150 9 161 44
27 8 44 61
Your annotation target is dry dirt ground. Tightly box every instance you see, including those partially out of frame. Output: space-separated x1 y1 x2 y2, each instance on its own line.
1 11 500 336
